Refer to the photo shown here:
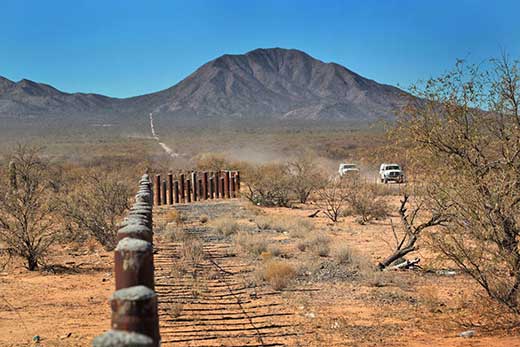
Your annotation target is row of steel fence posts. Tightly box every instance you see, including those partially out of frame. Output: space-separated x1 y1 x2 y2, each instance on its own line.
93 173 160 347
153 170 240 206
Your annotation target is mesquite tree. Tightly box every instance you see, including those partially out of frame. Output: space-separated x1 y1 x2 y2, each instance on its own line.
0 146 60 270
395 55 520 312
62 173 130 250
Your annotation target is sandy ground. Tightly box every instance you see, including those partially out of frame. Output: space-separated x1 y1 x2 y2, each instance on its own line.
1 198 520 346
0 245 113 346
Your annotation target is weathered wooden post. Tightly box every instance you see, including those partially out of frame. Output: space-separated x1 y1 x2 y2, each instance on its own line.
114 238 154 290
209 177 214 199
186 179 192 203
174 181 179 204
161 180 167 205
191 172 197 201
202 172 208 200
224 171 231 198
179 174 185 202
153 175 161 206
167 173 173 205
110 286 160 347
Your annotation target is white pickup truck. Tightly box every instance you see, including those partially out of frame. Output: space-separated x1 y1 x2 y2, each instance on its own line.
379 163 405 183
338 163 360 177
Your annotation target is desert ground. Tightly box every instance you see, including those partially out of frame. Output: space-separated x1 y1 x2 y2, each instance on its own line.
2 190 519 346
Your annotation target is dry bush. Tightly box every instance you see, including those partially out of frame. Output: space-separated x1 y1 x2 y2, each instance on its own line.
287 219 314 239
62 172 130 250
181 236 204 264
164 226 189 242
314 177 349 222
0 146 61 270
254 215 287 232
335 246 355 265
260 260 296 290
343 179 390 224
234 231 268 257
306 234 331 257
334 245 374 274
287 150 326 203
164 302 183 319
395 56 520 312
211 216 240 236
194 152 232 172
267 245 284 257
244 163 293 207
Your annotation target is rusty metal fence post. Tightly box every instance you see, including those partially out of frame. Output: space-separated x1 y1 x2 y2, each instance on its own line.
202 172 208 200
215 172 220 199
191 172 197 201
209 176 214 199
167 173 173 205
174 181 179 204
224 171 231 198
186 179 192 203
161 179 167 205
94 173 160 347
180 174 185 202
153 175 160 206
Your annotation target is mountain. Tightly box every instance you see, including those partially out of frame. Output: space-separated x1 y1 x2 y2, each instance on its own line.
0 48 407 122
0 77 121 119
141 48 406 121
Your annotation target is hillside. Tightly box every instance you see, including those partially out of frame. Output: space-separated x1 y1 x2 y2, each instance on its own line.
0 48 407 122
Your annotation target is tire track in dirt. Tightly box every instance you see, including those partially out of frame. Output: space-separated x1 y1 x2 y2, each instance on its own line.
153 204 301 346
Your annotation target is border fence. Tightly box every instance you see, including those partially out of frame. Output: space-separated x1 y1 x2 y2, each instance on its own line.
153 170 240 206
93 173 160 347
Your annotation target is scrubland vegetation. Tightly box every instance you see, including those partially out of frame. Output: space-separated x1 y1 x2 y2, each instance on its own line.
1 55 519 345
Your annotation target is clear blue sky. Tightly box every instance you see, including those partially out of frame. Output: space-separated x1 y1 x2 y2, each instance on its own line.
2 0 519 98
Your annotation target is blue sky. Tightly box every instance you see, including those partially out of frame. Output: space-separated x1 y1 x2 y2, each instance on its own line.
1 0 519 98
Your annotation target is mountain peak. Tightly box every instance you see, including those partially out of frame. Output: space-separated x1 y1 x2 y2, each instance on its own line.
0 48 407 122
148 48 405 121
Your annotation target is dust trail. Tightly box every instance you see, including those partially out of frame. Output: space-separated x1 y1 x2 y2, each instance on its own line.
149 112 180 158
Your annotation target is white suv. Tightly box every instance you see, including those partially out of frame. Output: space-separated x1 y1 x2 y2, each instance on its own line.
379 163 405 183
338 163 360 177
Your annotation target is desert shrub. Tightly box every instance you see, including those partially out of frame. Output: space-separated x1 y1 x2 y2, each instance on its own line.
344 181 390 224
260 260 296 290
288 219 314 239
181 236 204 264
255 215 273 230
0 146 62 270
287 151 326 203
234 231 268 257
194 152 232 172
395 56 520 312
314 177 349 222
61 172 130 251
335 246 354 265
211 216 240 236
306 234 331 257
244 163 293 207
254 215 288 232
268 245 284 257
